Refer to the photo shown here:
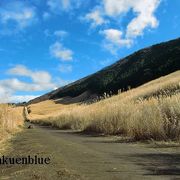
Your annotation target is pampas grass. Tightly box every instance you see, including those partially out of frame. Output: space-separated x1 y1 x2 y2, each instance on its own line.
28 71 180 141
0 104 24 142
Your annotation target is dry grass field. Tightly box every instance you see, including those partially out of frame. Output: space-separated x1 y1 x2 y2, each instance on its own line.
0 105 24 143
28 71 180 141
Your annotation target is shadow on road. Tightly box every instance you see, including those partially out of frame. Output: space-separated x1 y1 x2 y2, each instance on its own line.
115 153 180 176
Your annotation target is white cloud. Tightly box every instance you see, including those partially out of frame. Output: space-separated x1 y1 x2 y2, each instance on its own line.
8 65 31 77
0 94 39 103
0 86 12 103
8 95 39 103
54 30 68 38
6 65 55 91
58 64 72 73
10 95 37 103
0 65 59 103
44 29 68 38
7 65 55 90
103 0 161 38
8 65 51 83
47 0 82 12
0 78 50 92
0 1 37 31
126 0 160 38
101 0 161 38
1 78 31 92
100 29 132 46
85 8 107 27
103 0 131 16
0 65 74 103
50 41 73 61
84 0 161 53
100 29 132 54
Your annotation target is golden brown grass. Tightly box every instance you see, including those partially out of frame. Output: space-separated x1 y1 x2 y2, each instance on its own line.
28 71 180 141
0 104 24 143
27 100 76 124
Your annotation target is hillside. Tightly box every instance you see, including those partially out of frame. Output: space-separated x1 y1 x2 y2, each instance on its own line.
29 38 180 104
27 70 180 140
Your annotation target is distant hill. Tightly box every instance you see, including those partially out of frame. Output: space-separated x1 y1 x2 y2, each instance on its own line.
29 38 180 104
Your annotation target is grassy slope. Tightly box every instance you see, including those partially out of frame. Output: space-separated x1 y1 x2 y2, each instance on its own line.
28 71 180 141
29 38 180 104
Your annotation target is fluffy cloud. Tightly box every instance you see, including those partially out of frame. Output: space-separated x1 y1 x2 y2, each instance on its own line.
85 0 161 53
0 65 57 103
0 87 39 103
103 0 131 16
87 0 160 36
0 65 74 103
126 0 160 37
102 0 160 37
0 78 50 93
0 79 41 103
85 9 107 27
100 29 132 46
100 29 132 54
0 1 37 32
8 65 31 77
8 65 54 88
50 41 73 61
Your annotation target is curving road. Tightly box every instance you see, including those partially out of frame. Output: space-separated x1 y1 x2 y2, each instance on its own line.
1 124 180 179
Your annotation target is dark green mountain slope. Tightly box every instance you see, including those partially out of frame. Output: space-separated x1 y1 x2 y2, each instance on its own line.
29 38 180 104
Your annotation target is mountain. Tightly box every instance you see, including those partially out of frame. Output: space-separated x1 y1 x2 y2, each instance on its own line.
29 38 180 104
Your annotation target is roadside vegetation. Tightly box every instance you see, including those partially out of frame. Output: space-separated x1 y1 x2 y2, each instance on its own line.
0 105 24 143
28 71 180 141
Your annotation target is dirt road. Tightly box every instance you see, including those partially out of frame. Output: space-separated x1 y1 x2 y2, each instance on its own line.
0 124 180 180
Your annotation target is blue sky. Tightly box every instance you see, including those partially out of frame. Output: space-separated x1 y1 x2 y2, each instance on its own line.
0 0 179 102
